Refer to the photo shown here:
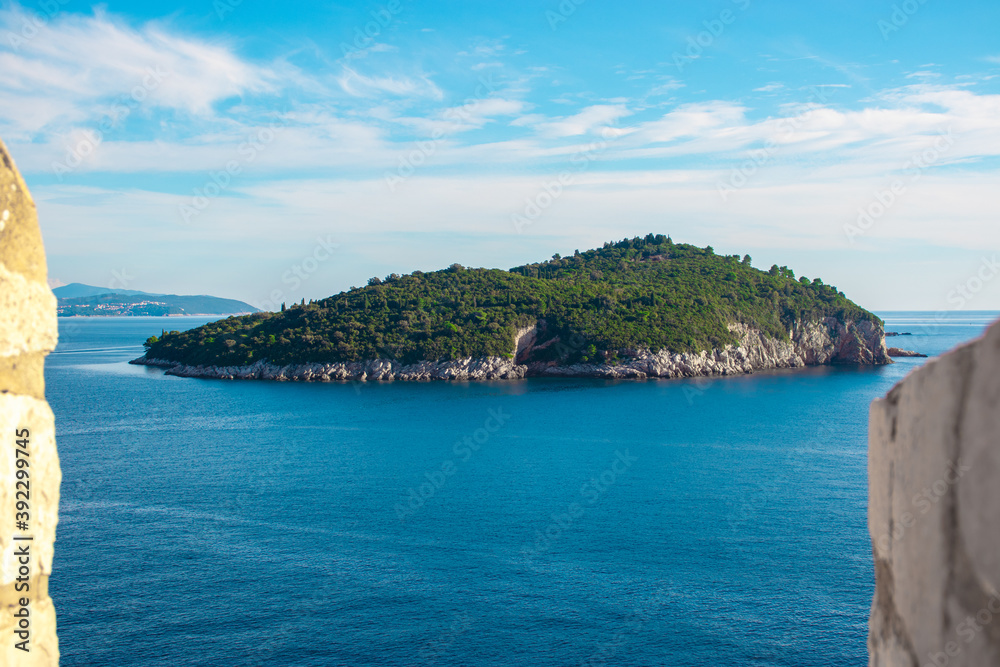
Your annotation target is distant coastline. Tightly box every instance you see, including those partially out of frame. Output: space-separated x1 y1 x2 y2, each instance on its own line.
61 313 256 318
54 282 258 317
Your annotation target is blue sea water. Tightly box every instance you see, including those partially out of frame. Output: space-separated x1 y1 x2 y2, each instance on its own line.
46 312 998 666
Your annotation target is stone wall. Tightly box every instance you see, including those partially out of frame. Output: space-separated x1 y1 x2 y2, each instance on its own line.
0 139 61 665
869 319 1000 666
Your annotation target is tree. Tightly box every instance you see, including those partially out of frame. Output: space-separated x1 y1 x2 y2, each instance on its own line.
769 265 779 276
368 276 382 286
552 253 561 261
742 254 752 265
281 302 286 312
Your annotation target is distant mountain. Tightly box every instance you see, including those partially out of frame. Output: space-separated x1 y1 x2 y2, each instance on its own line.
56 284 259 317
54 282 161 299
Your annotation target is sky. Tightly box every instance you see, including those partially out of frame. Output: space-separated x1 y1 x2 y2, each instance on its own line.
2 0 999 311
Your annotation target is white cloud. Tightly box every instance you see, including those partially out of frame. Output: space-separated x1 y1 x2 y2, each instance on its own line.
638 79 685 102
445 97 525 125
459 40 506 58
630 102 747 144
369 98 527 137
0 5 275 138
39 172 1000 309
510 114 546 127
35 168 1000 274
3 0 999 303
535 104 632 138
14 82 1000 184
336 67 443 99
341 42 397 61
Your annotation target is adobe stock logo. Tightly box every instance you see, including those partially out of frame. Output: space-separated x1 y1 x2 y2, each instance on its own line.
545 0 587 30
877 0 930 41
844 127 954 244
672 0 752 73
4 0 71 50
255 235 340 312
947 256 1000 309
52 67 170 180
873 458 970 553
511 126 623 234
520 449 638 562
394 407 512 520
924 590 1000 667
339 0 407 59
178 121 284 224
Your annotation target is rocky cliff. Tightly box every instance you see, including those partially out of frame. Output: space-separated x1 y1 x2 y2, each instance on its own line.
132 316 890 381
0 139 61 665
868 318 1000 666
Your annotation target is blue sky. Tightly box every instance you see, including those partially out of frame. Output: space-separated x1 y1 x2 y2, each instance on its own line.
2 0 999 310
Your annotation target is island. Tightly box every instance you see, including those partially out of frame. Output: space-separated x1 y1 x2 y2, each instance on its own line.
131 236 892 381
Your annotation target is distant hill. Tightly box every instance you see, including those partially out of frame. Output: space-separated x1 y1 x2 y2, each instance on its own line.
53 283 161 299
56 284 258 317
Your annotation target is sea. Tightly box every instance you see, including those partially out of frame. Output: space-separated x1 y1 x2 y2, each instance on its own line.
45 311 998 666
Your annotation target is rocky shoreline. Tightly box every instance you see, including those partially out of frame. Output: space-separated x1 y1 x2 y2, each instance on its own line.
130 317 892 382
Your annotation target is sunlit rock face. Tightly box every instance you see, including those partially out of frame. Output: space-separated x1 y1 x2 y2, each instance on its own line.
133 316 892 382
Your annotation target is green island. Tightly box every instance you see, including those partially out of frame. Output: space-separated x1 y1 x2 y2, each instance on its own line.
141 235 879 369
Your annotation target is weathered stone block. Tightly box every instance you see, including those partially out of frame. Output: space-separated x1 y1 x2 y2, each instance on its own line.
869 319 1000 666
0 138 60 666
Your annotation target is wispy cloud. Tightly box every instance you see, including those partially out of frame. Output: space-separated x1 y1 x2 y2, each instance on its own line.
5 5 1000 248
0 5 276 138
5 1 994 310
629 102 746 144
534 104 632 137
336 66 443 99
